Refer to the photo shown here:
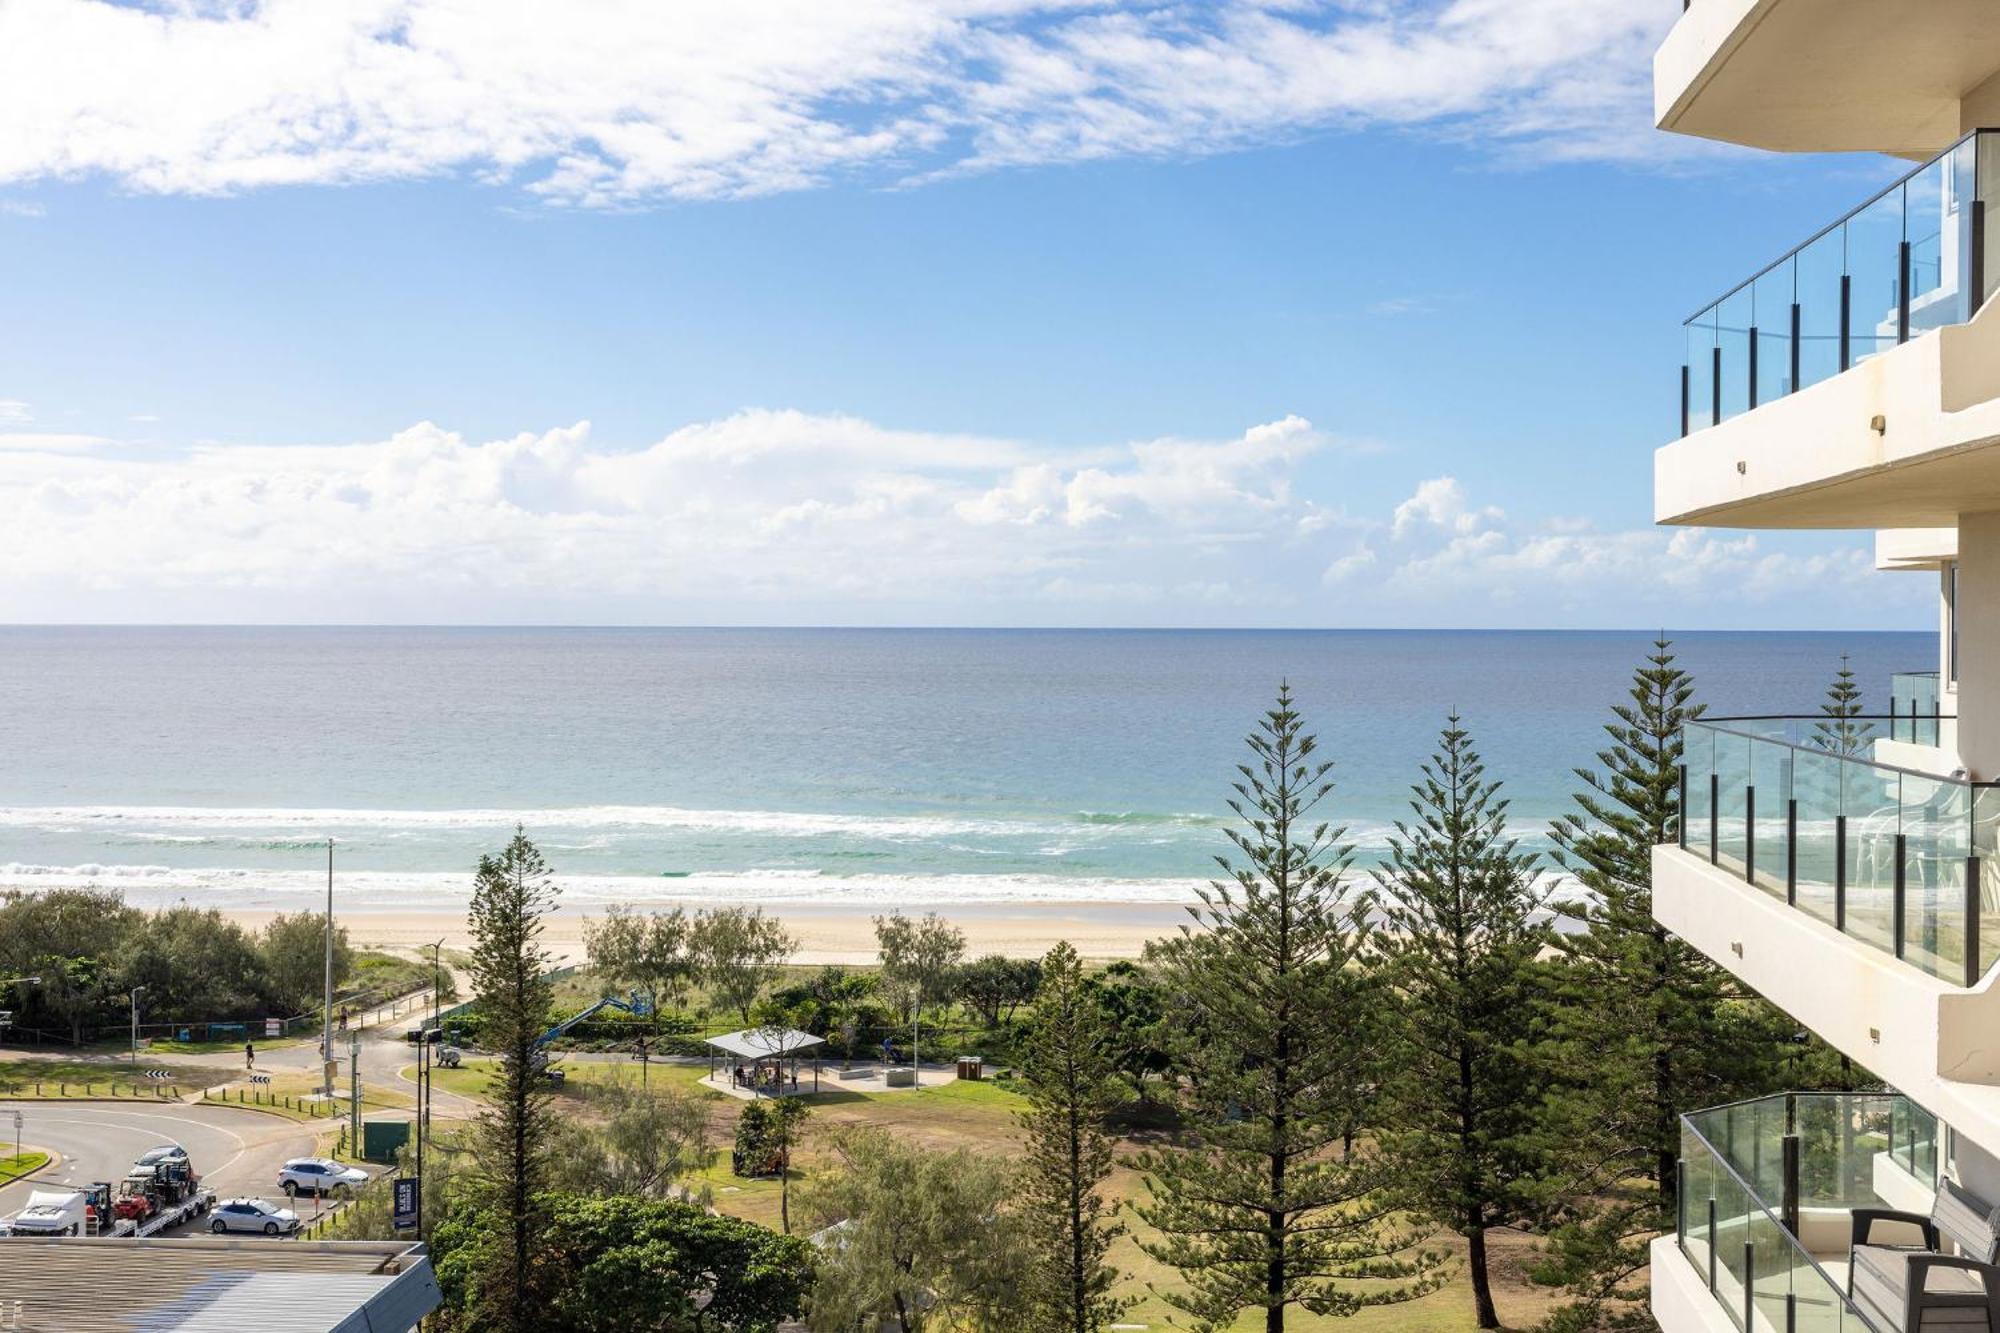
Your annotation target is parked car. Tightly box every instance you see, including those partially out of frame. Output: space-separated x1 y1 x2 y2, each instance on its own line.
209 1197 300 1236
276 1158 368 1197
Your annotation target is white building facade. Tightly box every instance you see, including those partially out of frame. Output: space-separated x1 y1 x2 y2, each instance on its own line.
1652 4 2000 1330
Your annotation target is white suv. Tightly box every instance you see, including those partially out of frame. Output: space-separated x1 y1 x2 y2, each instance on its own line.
276 1158 368 1197
209 1198 300 1236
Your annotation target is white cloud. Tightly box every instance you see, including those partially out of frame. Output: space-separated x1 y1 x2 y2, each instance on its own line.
0 200 44 218
0 415 1894 627
0 0 1681 208
0 432 108 452
1325 474 1882 619
0 400 30 423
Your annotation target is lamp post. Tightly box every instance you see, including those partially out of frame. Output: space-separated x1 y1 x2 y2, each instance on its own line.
322 839 335 1099
129 986 146 1065
426 939 446 1032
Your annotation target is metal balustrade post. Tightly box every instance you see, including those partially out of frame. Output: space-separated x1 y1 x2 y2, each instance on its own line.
1787 798 1798 904
1836 815 1848 930
1745 785 1757 883
1974 198 1989 319
1899 240 1913 344
1679 764 1689 850
1677 1159 1687 1242
1782 1133 1801 1236
1748 325 1759 409
1969 855 1983 989
1711 345 1723 426
1711 774 1720 864
1789 302 1801 393
1743 1240 1756 1331
1840 274 1852 371
1895 832 1908 959
1680 365 1690 439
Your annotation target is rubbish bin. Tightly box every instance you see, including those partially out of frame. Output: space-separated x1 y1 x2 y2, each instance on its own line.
955 1056 983 1081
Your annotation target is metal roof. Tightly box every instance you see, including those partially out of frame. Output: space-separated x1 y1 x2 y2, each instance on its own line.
0 1237 441 1332
703 1027 826 1059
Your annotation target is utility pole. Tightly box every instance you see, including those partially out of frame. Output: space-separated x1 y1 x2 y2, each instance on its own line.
129 986 145 1065
322 839 336 1099
427 938 445 1032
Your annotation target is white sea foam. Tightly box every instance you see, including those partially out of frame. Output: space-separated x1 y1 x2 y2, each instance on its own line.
0 802 1224 842
0 862 1210 910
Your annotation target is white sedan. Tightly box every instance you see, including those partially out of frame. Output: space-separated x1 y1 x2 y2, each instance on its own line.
276 1158 369 1197
209 1198 300 1236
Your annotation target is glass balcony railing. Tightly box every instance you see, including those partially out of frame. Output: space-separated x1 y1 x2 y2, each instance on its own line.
1681 716 1998 987
1890 671 1944 746
1682 130 2000 437
1679 1092 1938 1333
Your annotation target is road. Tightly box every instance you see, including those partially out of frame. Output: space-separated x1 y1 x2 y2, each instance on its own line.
0 1101 344 1236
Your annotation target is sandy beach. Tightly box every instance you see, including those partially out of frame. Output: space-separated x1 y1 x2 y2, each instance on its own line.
215 900 1199 966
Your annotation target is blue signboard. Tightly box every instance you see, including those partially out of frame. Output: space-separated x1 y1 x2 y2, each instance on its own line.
393 1177 420 1231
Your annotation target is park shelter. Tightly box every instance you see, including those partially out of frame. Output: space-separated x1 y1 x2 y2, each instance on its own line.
704 1027 825 1096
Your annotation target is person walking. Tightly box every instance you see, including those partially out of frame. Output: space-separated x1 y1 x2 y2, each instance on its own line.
245 1041 255 1071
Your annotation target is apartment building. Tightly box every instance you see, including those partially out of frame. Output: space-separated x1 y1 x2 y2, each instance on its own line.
1651 4 2000 1330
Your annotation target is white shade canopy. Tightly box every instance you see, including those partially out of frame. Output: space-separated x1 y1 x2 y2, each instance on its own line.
703 1027 825 1060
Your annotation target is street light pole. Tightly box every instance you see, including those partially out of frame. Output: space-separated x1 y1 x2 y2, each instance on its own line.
129 986 145 1065
322 839 335 1098
427 939 445 1032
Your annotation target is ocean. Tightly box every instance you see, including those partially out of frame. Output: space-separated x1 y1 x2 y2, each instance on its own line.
0 627 1930 913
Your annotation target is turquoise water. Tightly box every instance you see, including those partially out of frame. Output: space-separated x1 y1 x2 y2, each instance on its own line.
0 627 1929 910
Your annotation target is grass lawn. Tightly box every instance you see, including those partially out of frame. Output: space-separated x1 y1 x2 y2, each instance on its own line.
392 1056 1583 1330
0 1150 52 1185
0 1056 229 1099
419 1056 718 1104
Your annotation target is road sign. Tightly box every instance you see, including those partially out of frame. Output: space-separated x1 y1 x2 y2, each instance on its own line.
393 1177 420 1231
265 1017 281 1038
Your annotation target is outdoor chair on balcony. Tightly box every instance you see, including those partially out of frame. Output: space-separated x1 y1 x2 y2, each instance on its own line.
1850 1177 2000 1330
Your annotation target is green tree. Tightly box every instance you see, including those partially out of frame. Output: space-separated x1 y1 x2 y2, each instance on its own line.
1018 941 1129 1333
433 1192 814 1333
118 905 270 1021
692 907 798 1024
873 911 965 1073
0 889 141 1042
1136 685 1448 1333
801 1126 1031 1332
259 911 353 1014
955 954 1043 1029
1079 958 1169 1107
1815 652 1868 755
548 1077 715 1201
1544 638 1791 1326
466 828 561 1333
584 904 696 1010
1370 715 1550 1330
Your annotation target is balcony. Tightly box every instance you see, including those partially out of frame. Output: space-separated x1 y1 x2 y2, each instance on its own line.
1681 133 1996 439
1667 1092 1939 1333
1681 716 1994 988
1657 132 2000 529
1890 671 1948 748
1656 0 2000 157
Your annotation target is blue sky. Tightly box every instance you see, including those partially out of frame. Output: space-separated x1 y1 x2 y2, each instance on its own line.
0 0 1932 629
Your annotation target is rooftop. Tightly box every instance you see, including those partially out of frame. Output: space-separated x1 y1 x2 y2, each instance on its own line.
0 1237 440 1333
